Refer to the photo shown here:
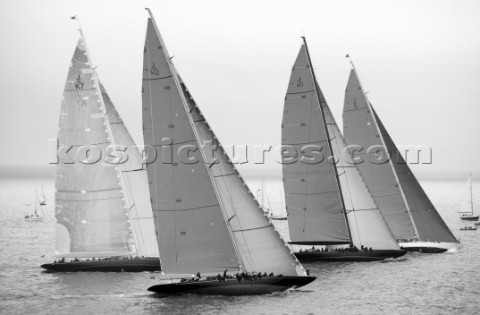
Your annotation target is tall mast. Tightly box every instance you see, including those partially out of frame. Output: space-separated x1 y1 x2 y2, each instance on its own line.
470 173 473 214
301 37 352 244
145 8 246 270
347 57 420 240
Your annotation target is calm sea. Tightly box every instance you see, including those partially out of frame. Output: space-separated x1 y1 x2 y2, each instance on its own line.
0 177 478 315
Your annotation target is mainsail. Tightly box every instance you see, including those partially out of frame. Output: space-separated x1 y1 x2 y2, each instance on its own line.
283 42 399 250
343 69 417 241
55 33 158 258
143 12 305 276
459 174 474 215
343 68 457 243
282 45 349 245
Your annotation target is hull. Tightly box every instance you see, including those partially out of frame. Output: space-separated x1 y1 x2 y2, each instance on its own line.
294 250 406 262
399 241 463 253
41 257 160 272
460 215 479 221
25 217 42 222
460 228 477 231
148 276 315 296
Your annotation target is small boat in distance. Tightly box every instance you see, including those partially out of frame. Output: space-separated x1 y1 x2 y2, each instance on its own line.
282 38 405 262
25 189 43 222
459 173 479 221
143 9 315 295
39 186 47 206
460 226 477 231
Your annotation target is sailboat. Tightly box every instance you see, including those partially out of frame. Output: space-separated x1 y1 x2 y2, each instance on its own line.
39 186 47 206
282 38 405 262
258 178 286 220
25 189 43 222
143 9 315 295
343 64 462 253
41 21 160 272
459 173 479 221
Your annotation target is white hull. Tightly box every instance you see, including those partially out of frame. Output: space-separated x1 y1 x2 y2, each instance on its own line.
399 241 463 253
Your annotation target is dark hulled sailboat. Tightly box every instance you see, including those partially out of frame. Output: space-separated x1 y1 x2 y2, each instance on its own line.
282 38 405 262
41 24 159 272
143 9 315 295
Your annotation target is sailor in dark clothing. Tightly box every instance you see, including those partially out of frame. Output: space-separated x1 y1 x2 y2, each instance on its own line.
223 269 228 281
236 273 242 282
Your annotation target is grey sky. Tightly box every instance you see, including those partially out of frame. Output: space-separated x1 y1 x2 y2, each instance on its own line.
1 0 479 178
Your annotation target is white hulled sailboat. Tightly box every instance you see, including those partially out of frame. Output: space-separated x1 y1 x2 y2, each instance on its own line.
25 189 44 222
143 9 315 295
343 64 462 253
41 20 159 272
282 38 405 262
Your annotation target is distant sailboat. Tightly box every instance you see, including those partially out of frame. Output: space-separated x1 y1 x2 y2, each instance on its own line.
39 186 47 206
459 173 479 221
343 65 462 253
41 21 159 272
143 9 314 295
25 189 43 222
282 38 405 262
460 226 477 231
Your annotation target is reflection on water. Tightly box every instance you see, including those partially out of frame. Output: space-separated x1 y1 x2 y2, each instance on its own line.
0 178 479 314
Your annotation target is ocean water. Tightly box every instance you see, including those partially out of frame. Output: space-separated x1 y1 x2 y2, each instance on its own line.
0 177 479 315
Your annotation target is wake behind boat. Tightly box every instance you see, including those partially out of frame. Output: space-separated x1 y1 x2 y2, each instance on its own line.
142 9 315 295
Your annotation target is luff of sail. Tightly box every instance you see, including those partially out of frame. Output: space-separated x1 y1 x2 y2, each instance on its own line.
55 38 135 258
343 69 417 241
372 106 458 242
100 84 159 258
143 15 305 276
282 45 350 245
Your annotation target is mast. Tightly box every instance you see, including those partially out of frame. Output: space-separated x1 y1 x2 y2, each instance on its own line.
346 60 420 240
35 189 38 215
301 37 352 244
470 173 473 214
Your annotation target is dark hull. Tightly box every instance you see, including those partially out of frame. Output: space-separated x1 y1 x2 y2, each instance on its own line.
294 250 407 262
148 276 316 296
460 216 479 221
41 257 160 272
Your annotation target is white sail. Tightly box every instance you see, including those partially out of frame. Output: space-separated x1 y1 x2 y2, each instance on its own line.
100 84 159 258
143 13 305 276
55 38 135 258
372 106 458 242
459 174 474 215
282 45 350 245
343 69 417 241
322 101 400 250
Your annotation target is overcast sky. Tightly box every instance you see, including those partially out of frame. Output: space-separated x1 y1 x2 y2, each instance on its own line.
1 0 479 178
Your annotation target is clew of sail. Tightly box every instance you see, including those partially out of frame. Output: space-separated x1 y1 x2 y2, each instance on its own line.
282 45 350 245
55 38 135 258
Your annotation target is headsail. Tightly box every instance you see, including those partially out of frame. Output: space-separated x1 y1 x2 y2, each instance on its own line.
100 84 159 258
143 12 305 276
372 106 457 242
55 38 135 258
282 45 350 245
343 69 417 241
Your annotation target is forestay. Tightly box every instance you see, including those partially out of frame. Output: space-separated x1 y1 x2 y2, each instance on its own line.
282 45 350 245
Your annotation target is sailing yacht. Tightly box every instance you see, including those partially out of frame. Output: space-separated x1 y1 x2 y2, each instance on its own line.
459 173 479 221
343 65 462 253
282 38 405 262
41 23 159 272
143 9 315 295
39 186 47 206
25 189 43 222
